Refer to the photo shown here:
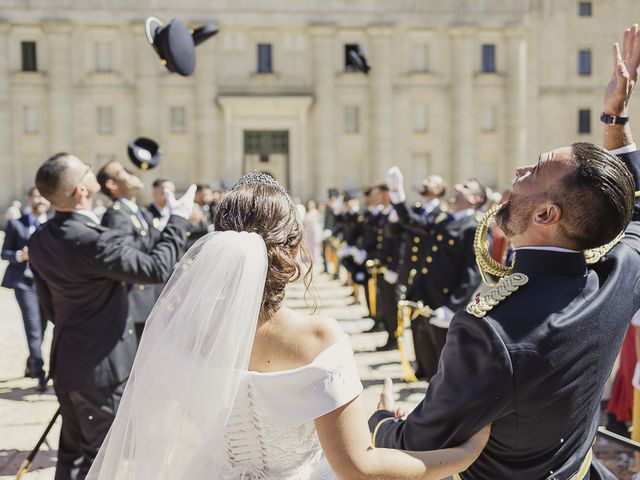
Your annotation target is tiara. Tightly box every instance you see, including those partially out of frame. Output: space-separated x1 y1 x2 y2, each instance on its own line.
229 171 289 196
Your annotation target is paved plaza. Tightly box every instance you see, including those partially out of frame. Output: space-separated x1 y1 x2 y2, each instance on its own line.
0 258 633 479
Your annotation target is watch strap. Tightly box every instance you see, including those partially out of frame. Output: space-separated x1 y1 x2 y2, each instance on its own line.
601 112 630 125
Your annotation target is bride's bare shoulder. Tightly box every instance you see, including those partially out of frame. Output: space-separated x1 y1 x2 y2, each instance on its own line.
278 310 345 365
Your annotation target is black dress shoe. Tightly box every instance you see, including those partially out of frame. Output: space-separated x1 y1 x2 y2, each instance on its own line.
363 322 385 333
376 340 398 352
36 372 47 392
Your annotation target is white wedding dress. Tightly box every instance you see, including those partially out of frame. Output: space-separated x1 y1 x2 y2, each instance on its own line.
219 335 362 479
86 231 363 480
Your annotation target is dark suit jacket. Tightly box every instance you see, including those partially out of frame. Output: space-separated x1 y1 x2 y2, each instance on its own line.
371 150 640 479
101 199 165 325
28 211 188 391
1 214 40 289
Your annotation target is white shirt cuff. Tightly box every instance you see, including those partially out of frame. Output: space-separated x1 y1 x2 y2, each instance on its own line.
15 251 25 263
610 143 637 155
389 190 406 205
429 307 455 329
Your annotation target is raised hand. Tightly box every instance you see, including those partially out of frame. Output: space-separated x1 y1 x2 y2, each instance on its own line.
604 24 640 116
165 184 197 220
386 166 406 203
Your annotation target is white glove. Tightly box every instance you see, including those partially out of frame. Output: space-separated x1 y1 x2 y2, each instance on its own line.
353 249 367 265
429 307 455 329
633 362 640 391
165 184 197 220
388 209 399 224
337 246 354 259
386 166 406 204
383 269 399 284
332 195 344 215
322 229 332 240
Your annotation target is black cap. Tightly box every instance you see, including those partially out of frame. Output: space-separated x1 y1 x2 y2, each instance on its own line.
145 17 219 76
346 45 371 74
127 137 161 170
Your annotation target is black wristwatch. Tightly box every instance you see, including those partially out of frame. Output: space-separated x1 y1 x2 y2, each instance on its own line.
601 112 630 125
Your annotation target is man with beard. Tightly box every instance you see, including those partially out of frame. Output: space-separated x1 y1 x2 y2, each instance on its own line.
388 170 485 380
370 25 640 479
28 153 193 479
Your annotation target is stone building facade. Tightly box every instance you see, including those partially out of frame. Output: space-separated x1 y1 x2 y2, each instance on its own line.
0 0 638 209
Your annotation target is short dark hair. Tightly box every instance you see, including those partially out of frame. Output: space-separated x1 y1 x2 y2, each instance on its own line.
152 178 171 188
468 178 487 207
551 143 635 250
35 152 73 204
372 183 390 192
196 184 211 193
96 162 116 198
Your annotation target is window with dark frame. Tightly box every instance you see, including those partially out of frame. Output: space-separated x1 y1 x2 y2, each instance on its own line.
345 44 361 72
578 50 592 75
578 2 592 16
257 43 272 73
481 44 496 73
578 109 591 134
21 41 37 72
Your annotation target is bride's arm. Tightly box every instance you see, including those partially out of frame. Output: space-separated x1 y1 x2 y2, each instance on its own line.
314 396 489 480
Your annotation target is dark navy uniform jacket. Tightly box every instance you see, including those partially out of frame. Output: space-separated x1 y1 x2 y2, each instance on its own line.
370 150 640 480
395 201 481 312
28 211 188 392
101 199 166 326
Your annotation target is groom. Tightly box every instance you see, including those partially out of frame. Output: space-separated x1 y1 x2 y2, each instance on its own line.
370 25 640 479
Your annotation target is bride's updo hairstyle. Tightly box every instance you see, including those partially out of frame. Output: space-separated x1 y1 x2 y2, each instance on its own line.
213 172 312 320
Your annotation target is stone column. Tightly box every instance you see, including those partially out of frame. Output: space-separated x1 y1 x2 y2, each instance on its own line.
310 25 336 199
194 38 218 183
0 21 13 208
44 20 73 153
506 28 527 186
133 26 160 139
450 28 475 182
368 26 394 183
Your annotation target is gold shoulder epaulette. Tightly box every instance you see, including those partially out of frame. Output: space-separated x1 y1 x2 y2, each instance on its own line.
86 222 110 232
466 273 529 318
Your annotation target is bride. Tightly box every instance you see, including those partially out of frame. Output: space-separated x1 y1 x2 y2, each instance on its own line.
87 172 489 480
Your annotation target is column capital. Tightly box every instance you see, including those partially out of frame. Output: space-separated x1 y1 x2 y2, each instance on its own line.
367 23 394 37
41 18 72 34
309 23 336 36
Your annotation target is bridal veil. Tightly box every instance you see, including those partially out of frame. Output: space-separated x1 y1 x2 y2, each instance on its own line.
87 230 268 479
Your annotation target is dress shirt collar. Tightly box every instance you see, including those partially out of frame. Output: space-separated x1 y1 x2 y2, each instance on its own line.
74 209 101 224
423 198 440 215
451 208 475 222
118 197 139 214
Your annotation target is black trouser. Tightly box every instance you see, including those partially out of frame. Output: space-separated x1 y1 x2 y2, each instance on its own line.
411 316 447 381
14 283 47 376
377 278 398 343
54 380 127 480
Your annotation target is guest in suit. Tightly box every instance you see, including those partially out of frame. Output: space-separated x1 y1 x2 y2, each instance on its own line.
28 152 194 480
146 178 174 231
1 187 50 390
97 161 167 342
